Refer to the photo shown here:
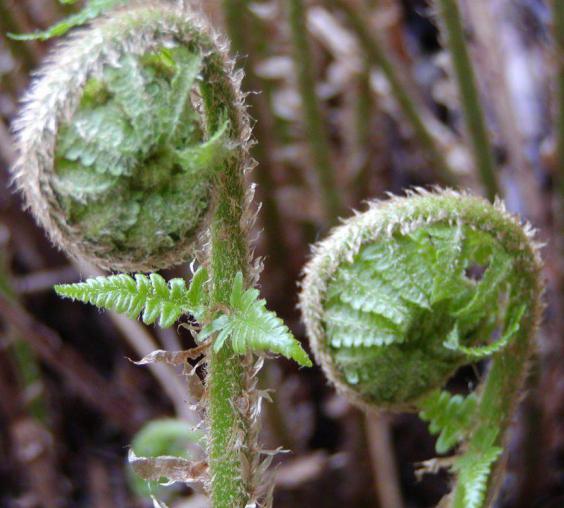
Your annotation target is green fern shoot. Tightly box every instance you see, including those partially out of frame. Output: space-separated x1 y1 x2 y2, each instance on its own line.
300 189 543 508
9 0 129 41
55 268 310 366
13 2 311 507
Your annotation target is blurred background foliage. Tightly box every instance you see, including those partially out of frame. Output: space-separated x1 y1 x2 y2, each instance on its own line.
0 0 563 507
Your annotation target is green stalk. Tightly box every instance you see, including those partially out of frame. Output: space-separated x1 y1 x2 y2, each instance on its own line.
201 65 253 508
287 0 343 223
435 0 499 200
222 0 245 51
207 202 249 508
450 251 541 507
328 0 457 186
351 64 375 201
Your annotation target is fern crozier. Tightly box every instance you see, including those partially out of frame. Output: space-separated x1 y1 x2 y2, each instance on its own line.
12 1 251 272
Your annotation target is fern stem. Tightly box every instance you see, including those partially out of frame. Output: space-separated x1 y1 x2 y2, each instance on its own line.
442 208 541 507
200 58 255 507
287 0 343 223
327 0 458 186
222 0 246 51
435 0 500 201
350 64 376 201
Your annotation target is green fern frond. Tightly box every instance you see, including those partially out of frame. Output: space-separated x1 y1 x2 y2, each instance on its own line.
166 51 203 141
184 266 209 319
324 304 402 348
55 273 186 327
318 223 522 406
49 43 229 268
9 0 128 41
176 121 231 174
54 266 209 328
419 390 478 454
452 444 503 508
301 191 543 508
200 273 312 367
104 55 157 149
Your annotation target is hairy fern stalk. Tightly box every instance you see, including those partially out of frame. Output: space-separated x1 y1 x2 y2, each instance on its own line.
300 189 543 508
12 2 310 507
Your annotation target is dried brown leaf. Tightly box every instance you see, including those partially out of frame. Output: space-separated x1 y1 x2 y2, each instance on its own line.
128 450 208 485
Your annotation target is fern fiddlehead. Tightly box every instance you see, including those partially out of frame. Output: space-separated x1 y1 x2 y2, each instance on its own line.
13 2 240 272
300 189 543 508
12 3 310 507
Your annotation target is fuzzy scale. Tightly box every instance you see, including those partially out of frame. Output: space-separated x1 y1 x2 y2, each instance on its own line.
11 2 251 272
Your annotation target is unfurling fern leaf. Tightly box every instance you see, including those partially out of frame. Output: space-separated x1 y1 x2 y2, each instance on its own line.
200 273 311 367
300 189 543 508
12 2 296 507
419 390 477 454
55 267 208 328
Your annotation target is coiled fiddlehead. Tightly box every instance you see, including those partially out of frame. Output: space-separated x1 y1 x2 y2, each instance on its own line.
300 189 543 508
12 1 249 272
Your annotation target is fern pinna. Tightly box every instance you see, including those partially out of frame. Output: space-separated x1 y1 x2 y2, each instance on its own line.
55 269 309 366
12 2 310 507
300 189 543 508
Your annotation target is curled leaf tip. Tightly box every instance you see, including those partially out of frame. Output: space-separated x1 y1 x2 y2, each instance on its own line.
12 1 247 272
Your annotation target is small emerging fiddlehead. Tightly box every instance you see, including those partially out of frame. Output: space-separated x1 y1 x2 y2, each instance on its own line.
12 1 248 272
300 189 543 508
